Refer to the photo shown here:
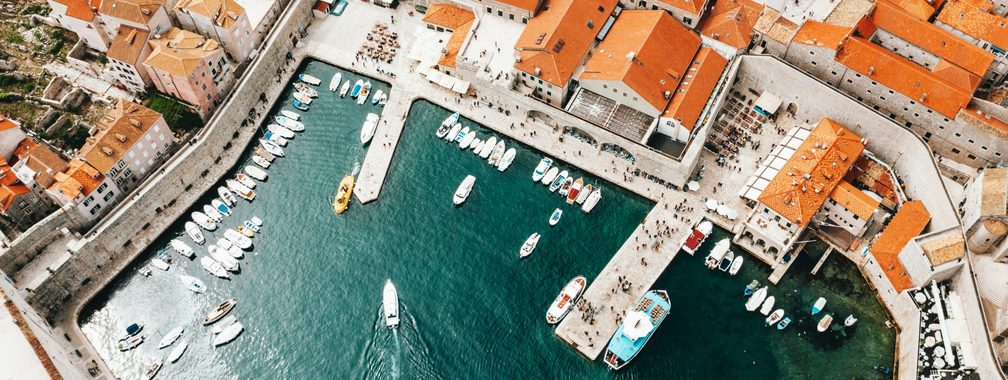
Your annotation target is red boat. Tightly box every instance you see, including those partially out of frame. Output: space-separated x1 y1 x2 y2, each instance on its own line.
681 220 713 255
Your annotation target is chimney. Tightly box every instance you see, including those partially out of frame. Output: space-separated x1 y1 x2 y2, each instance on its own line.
626 51 636 61
920 92 928 102
868 66 875 75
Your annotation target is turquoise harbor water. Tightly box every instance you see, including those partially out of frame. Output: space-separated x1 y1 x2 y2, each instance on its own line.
80 60 894 379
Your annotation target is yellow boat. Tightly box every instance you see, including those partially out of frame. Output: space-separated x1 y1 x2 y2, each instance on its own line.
333 175 354 214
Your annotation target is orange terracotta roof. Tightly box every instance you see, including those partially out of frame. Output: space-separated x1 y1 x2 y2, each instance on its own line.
423 4 475 68
0 183 31 212
14 140 69 188
0 164 18 186
698 0 763 50
580 10 701 112
882 0 936 20
49 159 104 199
654 0 707 15
312 1 329 12
0 115 19 132
869 200 930 292
52 0 102 22
937 0 1008 50
836 37 973 118
790 20 852 49
99 0 164 25
175 0 245 29
514 0 619 87
957 105 1008 138
758 118 865 228
662 47 728 132
870 0 994 76
79 99 164 173
497 0 543 13
107 26 150 64
830 180 880 219
144 28 223 77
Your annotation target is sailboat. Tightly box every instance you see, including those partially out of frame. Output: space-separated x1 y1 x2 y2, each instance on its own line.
383 280 400 328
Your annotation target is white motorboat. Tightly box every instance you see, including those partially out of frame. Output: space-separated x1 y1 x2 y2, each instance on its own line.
445 123 462 142
179 275 206 294
844 314 858 327
383 280 400 328
453 175 476 205
167 341 188 363
299 73 321 86
357 81 371 105
217 187 237 207
212 321 244 346
812 297 827 315
581 188 602 213
488 141 506 166
728 256 744 275
251 216 264 227
339 80 351 97
294 82 318 97
116 335 144 351
226 243 244 259
280 110 301 121
293 92 313 105
549 170 568 192
546 276 586 324
371 89 384 105
158 327 184 349
576 184 592 204
150 257 170 271
549 208 562 226
273 115 304 132
817 314 833 332
209 246 240 272
183 223 204 245
479 136 497 158
244 220 259 233
745 286 768 311
520 232 540 258
766 309 785 326
267 124 295 139
224 229 252 250
455 126 470 144
259 139 285 157
704 239 730 269
497 148 517 172
718 250 734 272
191 212 216 231
540 167 559 185
459 128 476 149
245 166 268 181
202 205 223 222
170 239 195 259
329 72 342 91
211 316 237 334
265 132 288 147
532 157 553 182
212 199 231 217
557 176 574 197
760 296 776 316
236 173 257 189
436 112 459 138
360 113 380 145
216 238 235 254
470 139 482 153
350 79 364 98
252 155 271 169
226 180 256 201
200 256 229 279
144 360 161 379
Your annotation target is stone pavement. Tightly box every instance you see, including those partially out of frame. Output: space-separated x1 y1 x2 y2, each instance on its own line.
43 62 137 103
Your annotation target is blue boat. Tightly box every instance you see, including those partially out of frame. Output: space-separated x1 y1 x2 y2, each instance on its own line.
350 79 364 98
812 297 826 315
292 99 310 111
603 290 670 370
777 316 791 330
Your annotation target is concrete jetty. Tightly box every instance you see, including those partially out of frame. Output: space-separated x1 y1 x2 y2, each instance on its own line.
353 88 412 204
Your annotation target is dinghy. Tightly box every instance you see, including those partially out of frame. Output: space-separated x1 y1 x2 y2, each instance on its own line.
371 89 384 105
170 239 195 259
179 275 206 293
765 309 785 326
183 223 204 245
245 166 268 181
817 315 833 332
549 208 563 226
812 297 827 315
244 220 259 233
844 314 858 327
251 216 263 227
777 317 791 330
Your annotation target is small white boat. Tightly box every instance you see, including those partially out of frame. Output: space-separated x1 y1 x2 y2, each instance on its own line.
350 79 364 98
360 113 380 145
158 327 184 349
236 174 257 189
436 112 459 138
470 139 482 153
446 123 462 142
812 297 827 315
581 188 601 213
183 223 204 245
216 238 236 256
540 167 559 185
329 72 342 92
760 296 776 316
817 314 833 332
251 216 264 227
226 243 244 259
144 360 162 379
383 280 400 328
209 246 240 272
371 89 384 105
202 205 222 222
259 139 285 157
170 239 195 259
299 73 322 86
211 316 237 334
212 321 244 346
191 212 216 231
546 276 586 324
844 314 858 327
745 286 768 311
357 81 371 105
549 208 562 226
453 175 475 205
217 187 237 207
245 166 268 181
273 115 304 132
455 126 470 144
244 220 259 233
268 124 295 139
224 229 252 250
252 155 271 169
280 110 301 121
520 233 540 258
265 132 288 147
576 184 592 204
179 275 206 293
167 341 188 363
497 148 517 172
459 129 476 149
766 309 785 326
557 176 574 197
150 257 170 271
293 92 313 105
200 256 229 279
479 136 497 158
488 141 506 166
203 299 237 325
227 180 256 201
294 82 318 97
116 335 144 351
212 199 231 216
532 157 553 182
549 170 568 192
339 80 351 97
704 239 730 270
138 266 152 277
728 256 744 275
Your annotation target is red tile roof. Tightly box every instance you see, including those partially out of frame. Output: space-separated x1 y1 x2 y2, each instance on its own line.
654 0 707 15
514 0 618 87
662 47 729 132
52 0 102 22
830 180 880 219
497 0 543 13
870 200 930 292
423 4 476 68
790 20 852 49
883 0 936 20
698 0 763 50
937 0 1008 51
0 115 19 132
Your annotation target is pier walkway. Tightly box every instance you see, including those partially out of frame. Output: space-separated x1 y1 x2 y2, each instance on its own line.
354 88 413 204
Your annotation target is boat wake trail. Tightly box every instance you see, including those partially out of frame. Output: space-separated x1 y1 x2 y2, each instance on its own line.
352 161 362 176
355 304 440 380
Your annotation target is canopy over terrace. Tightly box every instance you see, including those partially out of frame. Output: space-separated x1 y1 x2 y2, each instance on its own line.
738 126 812 201
754 91 783 116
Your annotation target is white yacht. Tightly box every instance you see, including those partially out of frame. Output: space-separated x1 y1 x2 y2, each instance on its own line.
532 157 553 182
383 280 400 328
191 212 216 231
479 136 497 158
183 223 204 245
540 167 559 186
179 275 206 293
520 233 540 258
546 276 586 324
704 239 730 269
581 188 602 213
497 148 516 172
453 175 475 205
745 286 768 312
360 113 380 145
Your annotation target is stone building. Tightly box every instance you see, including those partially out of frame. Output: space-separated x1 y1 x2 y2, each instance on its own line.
105 26 154 93
619 0 708 29
421 3 476 77
143 28 234 119
471 0 542 23
960 167 1008 261
697 0 763 56
46 159 122 223
935 0 1008 86
46 0 110 51
98 0 175 40
174 0 258 62
9 139 70 226
0 116 28 163
77 100 174 194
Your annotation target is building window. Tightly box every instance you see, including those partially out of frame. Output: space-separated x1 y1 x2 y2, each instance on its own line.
103 191 115 202
486 6 491 13
97 183 107 193
498 10 503 16
510 13 515 20
598 5 605 11
90 204 101 215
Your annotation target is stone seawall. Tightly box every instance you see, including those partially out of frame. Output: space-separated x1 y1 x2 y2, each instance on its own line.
0 209 73 275
24 0 316 319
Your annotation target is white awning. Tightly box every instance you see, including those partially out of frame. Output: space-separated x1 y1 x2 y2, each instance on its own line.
621 311 653 341
452 80 470 94
437 74 456 89
754 92 782 114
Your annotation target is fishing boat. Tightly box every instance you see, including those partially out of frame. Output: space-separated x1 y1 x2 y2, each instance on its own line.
294 82 318 97
455 127 470 144
183 222 204 245
150 257 170 271
226 180 256 201
226 243 243 259
217 239 241 259
259 139 285 157
280 110 301 120
453 175 476 205
202 205 222 222
371 89 384 105
445 123 462 142
745 286 768 311
217 187 237 207
497 148 516 172
681 220 712 255
603 290 670 370
191 211 216 231
292 99 310 111
339 80 351 97
236 173 256 189
237 225 254 238
704 239 730 269
520 232 540 258
728 256 744 275
541 166 559 186
718 250 735 272
252 155 271 169
744 280 760 296
581 188 602 213
200 257 229 279
549 170 568 192
357 81 371 105
267 124 295 139
576 184 592 204
158 327 184 349
549 208 562 226
532 157 553 182
329 72 342 91
765 309 785 326
760 296 776 316
274 115 304 132
817 314 833 332
117 335 144 351
812 297 827 315
383 280 399 328
844 314 858 327
212 321 244 346
565 178 583 204
436 112 459 137
299 73 321 86
167 341 188 363
294 92 313 105
545 276 587 325
459 129 476 149
360 113 380 144
435 121 452 138
333 175 354 214
224 229 252 250
777 317 791 330
203 299 237 325
170 239 195 259
179 275 206 293
488 141 506 166
479 136 497 158
212 199 231 216
245 166 268 181
558 177 574 197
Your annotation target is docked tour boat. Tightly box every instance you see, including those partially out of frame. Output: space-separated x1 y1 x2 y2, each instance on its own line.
817 314 833 332
745 286 768 311
202 298 237 325
532 157 553 182
383 279 399 328
497 148 516 172
199 256 229 279
245 165 268 181
453 175 476 205
549 170 568 192
603 290 671 370
333 175 354 214
565 178 583 204
549 208 563 226
360 113 380 144
812 297 827 315
329 72 342 92
728 256 744 275
681 220 712 255
294 82 318 97
299 73 321 86
545 276 586 324
184 223 204 245
280 109 301 120
520 232 540 258
540 167 559 186
191 211 216 231
179 275 206 293
170 239 195 258
581 188 602 213
704 239 730 269
766 309 785 326
576 184 592 204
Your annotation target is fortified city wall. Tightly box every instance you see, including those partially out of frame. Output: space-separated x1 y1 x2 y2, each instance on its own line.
23 0 316 318
0 209 74 275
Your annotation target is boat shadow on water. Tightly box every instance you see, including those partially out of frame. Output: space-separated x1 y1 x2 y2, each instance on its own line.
354 303 440 380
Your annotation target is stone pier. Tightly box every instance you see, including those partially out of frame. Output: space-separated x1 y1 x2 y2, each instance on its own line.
354 87 413 204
